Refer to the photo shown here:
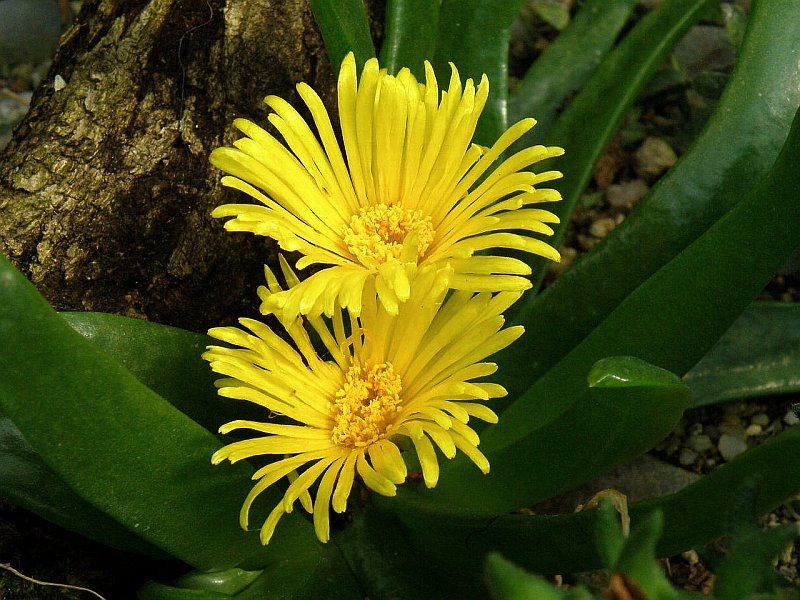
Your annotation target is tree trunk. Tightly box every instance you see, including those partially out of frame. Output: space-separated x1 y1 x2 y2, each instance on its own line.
0 0 360 331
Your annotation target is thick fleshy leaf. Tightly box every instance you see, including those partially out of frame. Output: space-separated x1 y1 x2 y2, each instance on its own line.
446 102 800 512
0 417 167 557
519 0 715 296
711 481 798 599
0 252 311 569
683 302 800 407
246 542 362 600
501 0 800 399
61 311 261 431
433 0 527 145
484 553 587 600
138 537 355 600
378 0 439 77
382 412 800 578
509 0 638 145
334 503 478 599
427 356 690 513
174 568 261 596
308 0 375 70
610 509 677 599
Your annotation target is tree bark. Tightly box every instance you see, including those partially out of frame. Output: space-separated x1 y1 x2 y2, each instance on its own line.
0 0 361 331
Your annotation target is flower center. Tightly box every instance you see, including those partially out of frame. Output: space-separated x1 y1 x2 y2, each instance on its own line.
342 203 434 265
331 363 402 447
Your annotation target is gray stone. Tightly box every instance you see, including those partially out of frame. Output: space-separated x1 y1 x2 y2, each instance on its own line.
589 217 616 239
606 179 649 209
635 137 677 180
687 433 712 453
679 447 698 466
718 433 748 461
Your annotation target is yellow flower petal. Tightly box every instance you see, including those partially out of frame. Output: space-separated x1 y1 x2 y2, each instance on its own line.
208 266 521 544
210 52 563 320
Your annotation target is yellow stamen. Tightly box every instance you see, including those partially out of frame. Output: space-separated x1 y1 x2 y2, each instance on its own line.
342 204 434 265
331 363 402 447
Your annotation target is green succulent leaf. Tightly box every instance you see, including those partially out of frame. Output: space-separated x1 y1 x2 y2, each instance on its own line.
594 498 627 569
712 480 798 599
456 101 800 513
61 311 264 431
172 568 262 596
426 356 690 514
433 0 527 145
378 0 438 77
610 508 678 599
0 252 312 570
509 0 637 145
333 504 475 599
521 0 714 295
382 413 800 579
531 1 570 31
683 302 800 407
484 552 596 600
501 0 800 399
0 417 167 557
308 0 375 71
137 583 232 600
140 535 356 600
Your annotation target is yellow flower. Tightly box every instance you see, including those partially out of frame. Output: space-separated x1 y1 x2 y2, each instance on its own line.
210 52 563 320
205 260 523 544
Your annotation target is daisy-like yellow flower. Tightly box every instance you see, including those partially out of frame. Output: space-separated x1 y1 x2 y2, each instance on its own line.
210 52 563 320
204 260 523 544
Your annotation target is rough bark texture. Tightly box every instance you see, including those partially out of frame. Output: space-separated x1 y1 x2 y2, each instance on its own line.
0 0 374 331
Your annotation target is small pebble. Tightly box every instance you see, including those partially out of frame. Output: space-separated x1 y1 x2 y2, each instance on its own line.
687 433 712 453
718 420 745 437
745 423 762 437
589 217 616 239
548 246 577 276
635 136 677 180
784 410 799 426
577 234 600 251
718 433 748 461
751 413 770 427
606 179 649 209
679 447 698 466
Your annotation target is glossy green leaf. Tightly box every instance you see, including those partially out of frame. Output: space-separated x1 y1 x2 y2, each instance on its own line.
484 553 580 600
594 498 626 569
378 0 438 77
712 484 797 599
509 0 637 144
382 411 800 578
433 0 526 145
612 509 678 599
308 0 375 71
683 302 800 407
532 1 570 31
174 568 262 596
334 504 475 599
453 102 800 512
1 311 258 559
137 584 230 600
0 417 167 557
61 312 261 431
502 0 800 399
520 0 714 296
638 422 800 563
427 356 690 513
0 252 311 569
